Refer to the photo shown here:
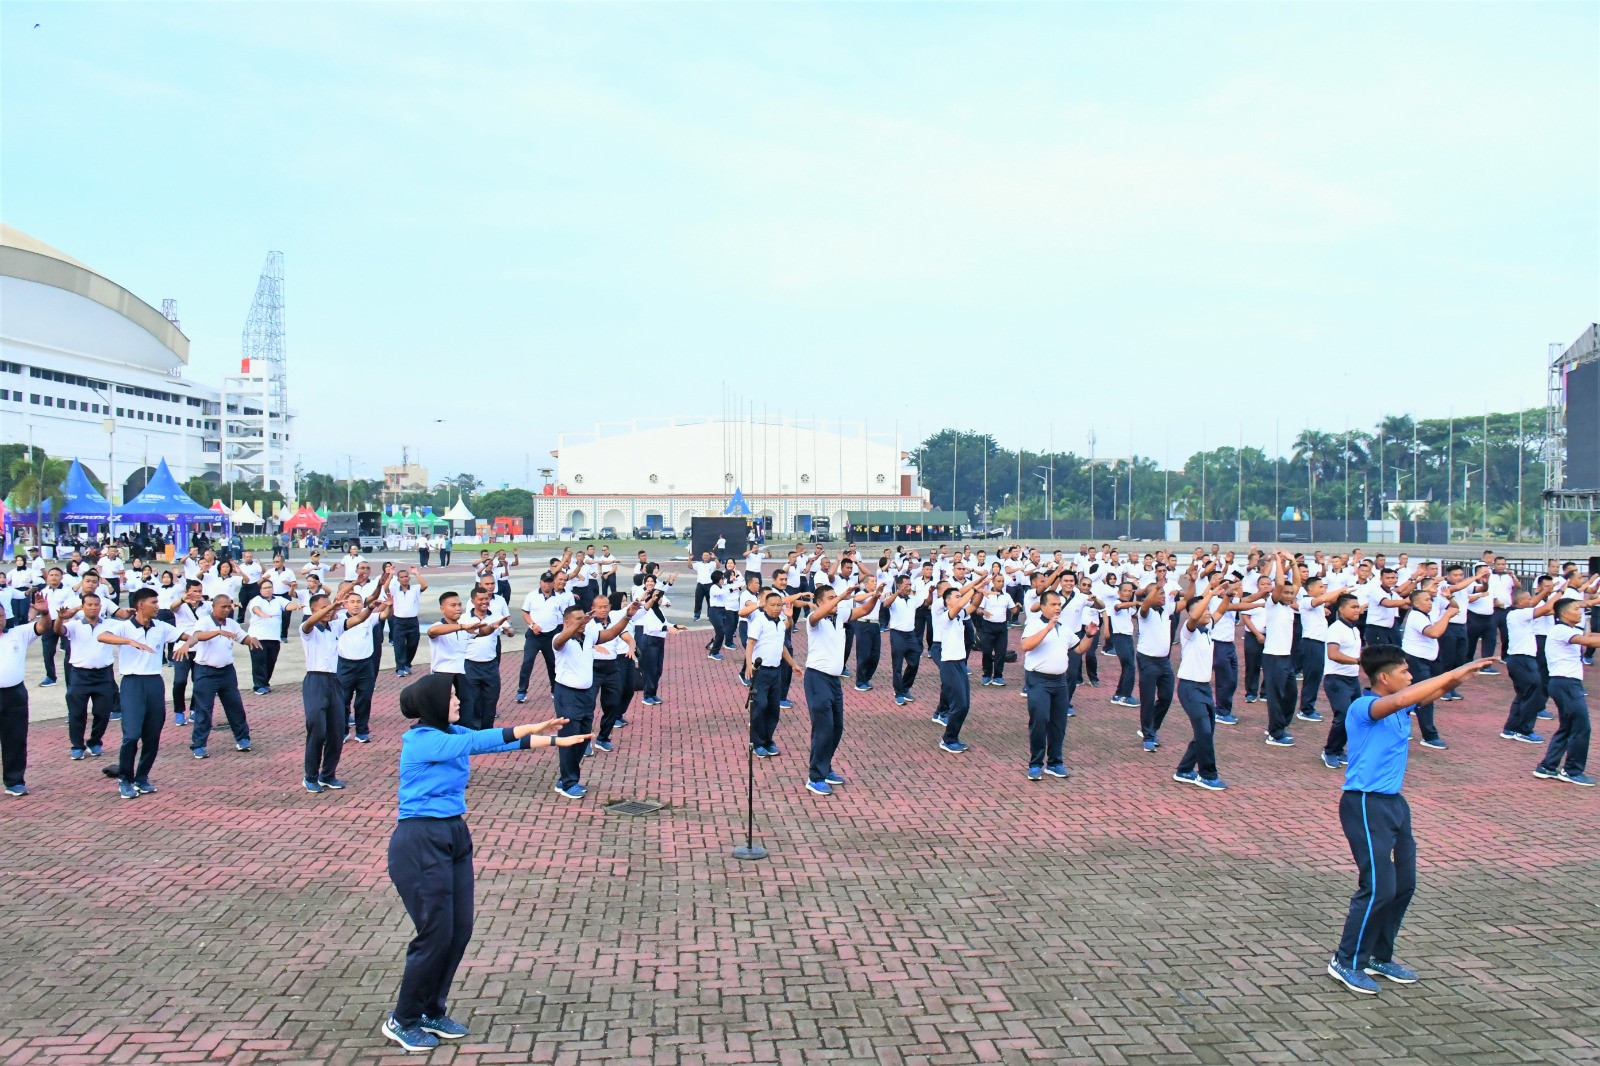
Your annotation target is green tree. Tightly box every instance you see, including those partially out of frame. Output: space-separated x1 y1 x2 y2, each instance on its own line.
475 488 535 523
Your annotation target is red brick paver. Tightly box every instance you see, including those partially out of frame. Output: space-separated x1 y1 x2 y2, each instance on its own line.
2 635 1597 1064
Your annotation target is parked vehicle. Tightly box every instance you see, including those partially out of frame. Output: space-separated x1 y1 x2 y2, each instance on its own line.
559 526 575 539
599 526 618 539
659 526 676 541
577 527 594 539
322 511 384 553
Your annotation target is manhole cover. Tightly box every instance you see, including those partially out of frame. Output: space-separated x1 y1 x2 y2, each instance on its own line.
605 799 667 816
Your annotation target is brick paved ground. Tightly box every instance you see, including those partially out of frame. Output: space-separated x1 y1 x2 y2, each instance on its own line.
2 626 1597 1065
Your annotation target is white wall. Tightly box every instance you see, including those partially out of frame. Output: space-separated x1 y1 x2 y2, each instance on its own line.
557 420 906 497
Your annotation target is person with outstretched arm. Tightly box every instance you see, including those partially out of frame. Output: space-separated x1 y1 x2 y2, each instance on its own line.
1326 645 1495 996
381 672 591 1052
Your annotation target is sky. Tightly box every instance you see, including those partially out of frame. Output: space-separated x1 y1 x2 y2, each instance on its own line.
3 2 1596 489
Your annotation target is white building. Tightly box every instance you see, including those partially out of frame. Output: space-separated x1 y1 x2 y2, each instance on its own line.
0 224 295 501
538 417 925 536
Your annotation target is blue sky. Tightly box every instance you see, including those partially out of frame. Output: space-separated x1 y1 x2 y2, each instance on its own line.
4 2 1596 488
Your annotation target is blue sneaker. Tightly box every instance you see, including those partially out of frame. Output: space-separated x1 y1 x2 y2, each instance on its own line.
1142 738 1158 753
1196 775 1227 791
855 683 872 692
236 738 253 753
894 695 908 706
174 711 187 726
319 778 346 790
1538 710 1554 720
39 678 57 688
593 739 614 753
840 669 851 678
766 744 781 757
382 1015 440 1051
1419 738 1447 750
70 748 85 761
939 739 967 754
1327 958 1380 995
902 694 916 703
1026 766 1043 781
1214 713 1238 725
87 744 103 757
132 778 157 795
553 782 587 799
738 677 750 687
419 1014 469 1039
1265 734 1295 747
615 717 628 727
980 678 992 687
1044 763 1070 779
778 700 793 710
515 691 527 703
1065 705 1075 718
932 713 949 726
708 653 724 661
824 772 845 785
1476 666 1500 675
1533 766 1560 780
805 780 833 796
990 678 1005 687
1363 960 1419 984
118 780 138 800
1519 732 1545 744
354 733 371 744
1321 751 1342 769
1559 770 1596 787
304 779 325 794
1173 769 1200 786
192 746 208 759
753 745 775 758
1296 710 1323 722
3 784 28 797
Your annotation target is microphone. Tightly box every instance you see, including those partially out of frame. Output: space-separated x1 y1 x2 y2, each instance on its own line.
752 657 763 669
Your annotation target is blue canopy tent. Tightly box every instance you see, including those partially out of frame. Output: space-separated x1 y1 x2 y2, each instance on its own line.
58 459 117 524
1 460 115 547
116 460 229 555
722 488 752 516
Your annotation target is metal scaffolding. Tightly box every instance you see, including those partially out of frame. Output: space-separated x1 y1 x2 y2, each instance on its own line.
1542 325 1599 557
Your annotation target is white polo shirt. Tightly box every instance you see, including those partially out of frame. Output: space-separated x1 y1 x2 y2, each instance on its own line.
462 603 509 663
1021 613 1071 674
1262 599 1295 656
247 596 286 641
1135 595 1174 657
108 618 179 675
1402 608 1438 661
1176 619 1213 683
64 616 118 668
388 581 422 620
691 560 716 583
187 615 245 668
1297 591 1330 641
335 611 380 661
746 611 787 668
805 613 846 675
554 620 603 689
0 622 42 686
1546 624 1585 680
934 606 967 662
522 589 568 631
1324 620 1361 677
301 623 339 673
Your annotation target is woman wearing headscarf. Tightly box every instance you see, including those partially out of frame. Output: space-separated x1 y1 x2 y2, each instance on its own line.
381 672 591 1052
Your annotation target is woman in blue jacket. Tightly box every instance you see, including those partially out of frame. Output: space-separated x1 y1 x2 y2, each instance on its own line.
382 672 591 1052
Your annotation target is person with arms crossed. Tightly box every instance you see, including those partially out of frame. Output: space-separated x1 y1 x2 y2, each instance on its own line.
175 594 264 758
96 588 181 800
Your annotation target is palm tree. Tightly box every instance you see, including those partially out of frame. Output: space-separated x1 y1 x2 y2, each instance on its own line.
5 453 72 540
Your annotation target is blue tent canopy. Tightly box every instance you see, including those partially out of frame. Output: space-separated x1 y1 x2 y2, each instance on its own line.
723 488 751 516
57 459 115 521
116 460 224 522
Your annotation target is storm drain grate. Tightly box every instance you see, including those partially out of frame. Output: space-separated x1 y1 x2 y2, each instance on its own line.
605 799 667 816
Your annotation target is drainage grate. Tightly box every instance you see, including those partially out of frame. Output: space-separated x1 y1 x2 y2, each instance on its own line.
605 799 667 816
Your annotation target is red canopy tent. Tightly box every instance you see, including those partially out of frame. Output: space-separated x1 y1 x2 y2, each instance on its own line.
282 504 323 532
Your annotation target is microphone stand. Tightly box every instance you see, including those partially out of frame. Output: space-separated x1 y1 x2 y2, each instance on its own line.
732 656 768 860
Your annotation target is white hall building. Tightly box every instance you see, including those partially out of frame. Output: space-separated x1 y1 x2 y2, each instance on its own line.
0 224 295 502
538 417 925 537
